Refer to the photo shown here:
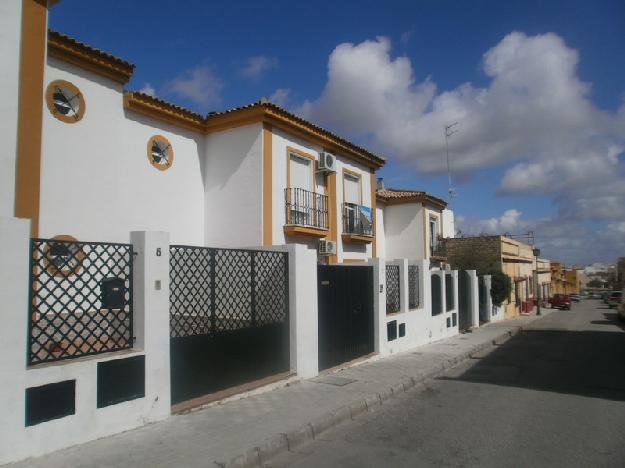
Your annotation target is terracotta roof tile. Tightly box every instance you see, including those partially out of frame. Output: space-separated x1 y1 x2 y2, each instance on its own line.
48 30 135 84
206 100 386 168
377 188 447 209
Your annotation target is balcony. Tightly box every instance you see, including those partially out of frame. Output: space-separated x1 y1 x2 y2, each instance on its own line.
284 187 329 237
342 202 373 243
430 236 446 260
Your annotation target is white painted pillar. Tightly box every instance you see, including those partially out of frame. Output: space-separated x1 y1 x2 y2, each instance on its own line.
439 270 447 314
398 259 409 314
0 217 30 464
418 259 430 311
369 257 386 354
287 243 319 378
130 231 171 420
467 270 480 328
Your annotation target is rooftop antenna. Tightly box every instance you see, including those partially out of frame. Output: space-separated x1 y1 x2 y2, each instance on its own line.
444 122 459 201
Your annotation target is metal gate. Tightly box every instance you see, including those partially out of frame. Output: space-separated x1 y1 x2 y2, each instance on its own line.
458 270 471 330
169 246 289 405
478 276 489 322
317 265 374 371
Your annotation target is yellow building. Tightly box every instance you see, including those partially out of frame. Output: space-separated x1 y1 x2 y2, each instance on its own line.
550 262 582 295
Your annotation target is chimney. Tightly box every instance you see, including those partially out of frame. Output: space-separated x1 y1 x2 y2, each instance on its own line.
376 177 385 191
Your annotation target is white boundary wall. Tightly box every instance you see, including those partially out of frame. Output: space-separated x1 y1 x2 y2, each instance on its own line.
370 258 460 356
0 219 321 464
0 219 172 465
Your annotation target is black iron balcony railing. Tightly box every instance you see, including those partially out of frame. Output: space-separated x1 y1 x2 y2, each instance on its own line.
284 187 329 230
430 236 446 258
343 203 373 236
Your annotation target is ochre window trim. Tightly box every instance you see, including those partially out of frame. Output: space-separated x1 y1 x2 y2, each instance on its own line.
45 79 86 124
147 135 174 171
43 234 85 277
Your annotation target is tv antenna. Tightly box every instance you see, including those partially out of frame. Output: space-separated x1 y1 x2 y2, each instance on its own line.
444 122 459 200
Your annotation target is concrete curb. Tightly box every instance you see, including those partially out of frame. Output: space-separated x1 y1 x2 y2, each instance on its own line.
219 325 526 468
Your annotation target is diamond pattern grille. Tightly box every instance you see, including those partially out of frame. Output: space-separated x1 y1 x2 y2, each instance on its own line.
408 265 420 309
29 238 133 365
386 264 400 314
169 246 288 337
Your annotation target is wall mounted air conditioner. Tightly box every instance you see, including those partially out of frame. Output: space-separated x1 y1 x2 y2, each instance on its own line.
318 239 337 256
317 152 337 172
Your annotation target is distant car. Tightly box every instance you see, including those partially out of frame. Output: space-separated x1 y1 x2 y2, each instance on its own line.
549 294 572 310
608 291 622 309
569 294 581 302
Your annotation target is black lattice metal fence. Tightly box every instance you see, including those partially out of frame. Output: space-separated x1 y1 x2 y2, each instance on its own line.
386 264 400 314
446 273 455 311
408 265 419 309
29 238 133 365
169 246 289 338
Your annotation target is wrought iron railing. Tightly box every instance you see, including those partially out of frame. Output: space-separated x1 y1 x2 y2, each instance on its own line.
284 187 328 230
430 236 446 258
408 265 420 309
386 264 401 314
28 238 133 365
343 203 373 236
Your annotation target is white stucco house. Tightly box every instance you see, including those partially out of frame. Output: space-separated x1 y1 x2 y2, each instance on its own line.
15 29 385 264
375 185 455 263
0 1 478 464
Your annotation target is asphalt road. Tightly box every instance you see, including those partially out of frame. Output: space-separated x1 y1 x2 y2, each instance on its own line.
270 300 625 468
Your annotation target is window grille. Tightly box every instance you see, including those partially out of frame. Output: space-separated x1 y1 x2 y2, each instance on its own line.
408 265 419 309
386 264 400 314
29 238 133 365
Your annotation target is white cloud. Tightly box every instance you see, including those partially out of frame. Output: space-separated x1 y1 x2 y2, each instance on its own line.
459 208 523 235
299 32 625 235
269 88 291 107
457 209 625 264
240 55 278 80
166 65 223 109
138 83 156 96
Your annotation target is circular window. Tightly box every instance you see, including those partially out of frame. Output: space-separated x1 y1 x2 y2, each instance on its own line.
43 235 85 277
147 135 174 171
45 80 85 123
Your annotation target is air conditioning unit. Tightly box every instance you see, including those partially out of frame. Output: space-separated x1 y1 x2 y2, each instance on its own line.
318 239 337 256
318 152 337 172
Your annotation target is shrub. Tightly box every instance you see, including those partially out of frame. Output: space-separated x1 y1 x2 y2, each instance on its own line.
490 270 512 307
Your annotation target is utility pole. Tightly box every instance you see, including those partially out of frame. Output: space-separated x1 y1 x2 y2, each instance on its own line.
444 122 458 202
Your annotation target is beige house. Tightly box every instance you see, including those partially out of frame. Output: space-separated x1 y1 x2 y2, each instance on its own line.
445 235 538 319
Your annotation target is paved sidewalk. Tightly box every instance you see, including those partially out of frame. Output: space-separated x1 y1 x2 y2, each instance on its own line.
7 313 546 468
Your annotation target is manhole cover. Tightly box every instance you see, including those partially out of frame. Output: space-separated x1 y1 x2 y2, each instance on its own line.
311 376 357 387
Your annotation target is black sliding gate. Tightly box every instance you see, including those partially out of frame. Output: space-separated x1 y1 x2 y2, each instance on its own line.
458 270 471 331
169 246 289 405
317 265 374 371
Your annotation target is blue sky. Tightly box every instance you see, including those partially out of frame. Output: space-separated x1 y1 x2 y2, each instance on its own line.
49 0 625 264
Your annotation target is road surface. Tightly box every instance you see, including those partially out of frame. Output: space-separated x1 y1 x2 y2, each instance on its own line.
271 299 625 467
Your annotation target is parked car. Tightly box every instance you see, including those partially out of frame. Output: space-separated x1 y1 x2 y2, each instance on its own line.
607 291 622 309
549 294 572 310
569 294 581 302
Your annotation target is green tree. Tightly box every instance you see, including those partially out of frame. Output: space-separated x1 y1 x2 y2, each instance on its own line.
489 270 512 307
447 241 511 306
